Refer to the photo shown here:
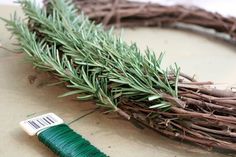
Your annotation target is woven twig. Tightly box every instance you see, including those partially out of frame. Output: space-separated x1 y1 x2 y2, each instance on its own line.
71 0 236 40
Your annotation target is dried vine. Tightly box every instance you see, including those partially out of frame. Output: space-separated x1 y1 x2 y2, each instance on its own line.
69 0 236 41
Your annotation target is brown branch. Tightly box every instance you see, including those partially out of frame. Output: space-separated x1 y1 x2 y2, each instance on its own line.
72 0 236 40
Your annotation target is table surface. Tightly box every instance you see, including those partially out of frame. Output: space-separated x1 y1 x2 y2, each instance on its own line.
0 5 236 157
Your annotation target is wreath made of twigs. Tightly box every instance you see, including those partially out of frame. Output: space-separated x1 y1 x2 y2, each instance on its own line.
42 0 236 153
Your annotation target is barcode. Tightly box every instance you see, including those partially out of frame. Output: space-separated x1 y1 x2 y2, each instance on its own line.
27 115 57 130
20 113 64 136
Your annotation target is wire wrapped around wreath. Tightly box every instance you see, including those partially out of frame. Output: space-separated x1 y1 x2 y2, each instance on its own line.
9 0 236 153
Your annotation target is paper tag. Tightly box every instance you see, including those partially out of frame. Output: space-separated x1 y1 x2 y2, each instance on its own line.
20 113 64 136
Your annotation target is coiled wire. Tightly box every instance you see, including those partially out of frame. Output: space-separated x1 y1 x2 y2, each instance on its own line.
38 124 107 157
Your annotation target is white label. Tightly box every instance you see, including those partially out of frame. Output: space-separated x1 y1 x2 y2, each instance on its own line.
20 113 64 136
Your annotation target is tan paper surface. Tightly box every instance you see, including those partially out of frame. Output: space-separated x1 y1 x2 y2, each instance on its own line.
0 5 235 157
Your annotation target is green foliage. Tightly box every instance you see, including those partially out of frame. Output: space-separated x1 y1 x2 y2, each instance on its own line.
3 0 180 111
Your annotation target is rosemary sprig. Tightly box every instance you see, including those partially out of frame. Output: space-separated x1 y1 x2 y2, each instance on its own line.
3 0 179 117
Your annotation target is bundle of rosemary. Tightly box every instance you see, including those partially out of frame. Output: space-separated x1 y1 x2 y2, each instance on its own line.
3 0 236 152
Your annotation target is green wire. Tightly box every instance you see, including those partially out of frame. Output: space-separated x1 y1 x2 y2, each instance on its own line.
38 124 107 157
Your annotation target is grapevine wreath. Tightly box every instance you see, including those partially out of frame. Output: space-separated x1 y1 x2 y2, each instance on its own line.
4 0 236 153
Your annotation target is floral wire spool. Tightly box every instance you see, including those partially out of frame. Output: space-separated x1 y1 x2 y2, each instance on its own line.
38 124 107 157
20 113 107 157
